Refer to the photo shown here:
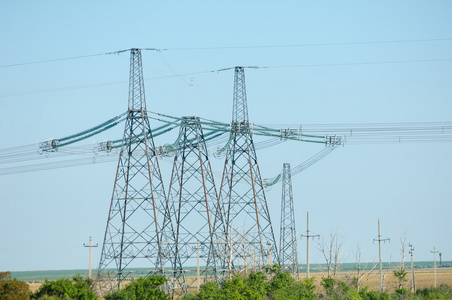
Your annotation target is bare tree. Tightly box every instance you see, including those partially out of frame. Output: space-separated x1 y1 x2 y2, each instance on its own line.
354 243 378 291
393 232 408 289
317 229 344 278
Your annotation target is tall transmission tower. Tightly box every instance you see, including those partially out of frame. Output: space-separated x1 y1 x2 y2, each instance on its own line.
218 66 279 274
165 116 225 295
96 48 181 293
279 163 298 277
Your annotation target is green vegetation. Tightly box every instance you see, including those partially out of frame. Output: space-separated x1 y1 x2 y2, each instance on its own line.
104 275 168 300
3 267 452 299
32 275 96 300
0 271 31 300
186 264 452 300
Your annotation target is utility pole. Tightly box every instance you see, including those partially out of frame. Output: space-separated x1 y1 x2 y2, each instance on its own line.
301 212 319 279
373 219 389 292
83 237 98 279
409 243 415 292
431 247 439 288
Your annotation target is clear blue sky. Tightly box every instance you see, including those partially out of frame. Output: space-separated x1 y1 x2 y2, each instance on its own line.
1 1 451 272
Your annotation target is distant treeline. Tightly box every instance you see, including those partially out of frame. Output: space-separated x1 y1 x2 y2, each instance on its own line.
10 261 452 282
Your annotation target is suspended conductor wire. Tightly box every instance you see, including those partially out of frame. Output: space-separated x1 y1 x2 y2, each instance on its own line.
156 50 192 86
263 146 338 187
0 49 130 68
0 156 116 176
159 37 452 51
3 37 452 68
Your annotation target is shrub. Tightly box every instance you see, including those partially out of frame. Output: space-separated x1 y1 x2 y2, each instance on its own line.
269 277 316 300
105 276 168 300
0 272 31 300
320 277 361 300
32 275 97 300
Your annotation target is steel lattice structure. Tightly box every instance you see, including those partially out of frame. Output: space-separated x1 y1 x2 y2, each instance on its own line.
95 48 183 294
165 117 226 295
219 66 279 274
279 163 299 276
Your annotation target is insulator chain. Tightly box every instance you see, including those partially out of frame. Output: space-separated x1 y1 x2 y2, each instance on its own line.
36 138 59 154
92 140 113 154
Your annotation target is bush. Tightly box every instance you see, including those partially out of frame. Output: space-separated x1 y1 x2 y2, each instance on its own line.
320 277 361 300
0 272 31 300
197 271 269 300
196 281 221 300
359 287 389 300
265 264 293 293
415 285 452 299
393 287 409 299
104 275 168 300
269 277 316 300
32 275 97 300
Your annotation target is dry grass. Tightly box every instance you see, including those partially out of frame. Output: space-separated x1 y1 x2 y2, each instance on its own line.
308 268 452 292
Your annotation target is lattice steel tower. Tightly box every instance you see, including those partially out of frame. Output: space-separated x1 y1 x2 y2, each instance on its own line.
219 67 278 274
279 163 298 276
96 48 181 293
165 117 225 294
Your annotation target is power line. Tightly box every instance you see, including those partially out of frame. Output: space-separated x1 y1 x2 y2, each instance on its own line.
259 58 452 69
3 37 451 68
159 37 452 51
0 49 130 68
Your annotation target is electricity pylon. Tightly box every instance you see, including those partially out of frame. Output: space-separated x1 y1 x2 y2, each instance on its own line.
165 116 225 296
279 163 298 277
218 66 278 274
96 48 182 294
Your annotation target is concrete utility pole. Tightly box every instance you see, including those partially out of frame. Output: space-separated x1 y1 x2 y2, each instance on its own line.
301 212 319 279
374 219 389 292
409 243 415 292
431 247 439 288
83 237 98 278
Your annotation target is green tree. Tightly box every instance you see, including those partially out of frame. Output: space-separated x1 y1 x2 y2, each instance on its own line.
359 286 389 300
104 275 168 300
269 277 317 300
320 277 361 300
196 281 221 300
32 275 97 300
392 269 407 290
265 264 293 293
0 271 31 300
243 271 268 299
